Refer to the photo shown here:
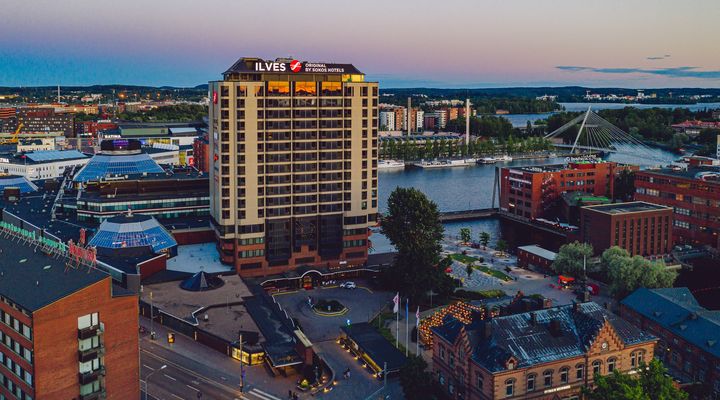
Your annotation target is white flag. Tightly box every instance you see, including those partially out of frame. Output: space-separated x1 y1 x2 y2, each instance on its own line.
416 306 420 326
393 292 400 314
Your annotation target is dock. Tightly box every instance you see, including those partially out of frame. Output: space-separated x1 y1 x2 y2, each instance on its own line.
438 208 499 222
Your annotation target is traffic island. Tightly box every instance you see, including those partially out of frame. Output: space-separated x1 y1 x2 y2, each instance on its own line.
312 299 348 316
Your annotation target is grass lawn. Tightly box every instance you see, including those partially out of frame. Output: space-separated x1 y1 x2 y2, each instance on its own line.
449 253 479 264
369 312 407 354
474 265 513 282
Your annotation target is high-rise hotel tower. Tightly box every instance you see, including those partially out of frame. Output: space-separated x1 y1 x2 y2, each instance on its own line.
208 58 378 277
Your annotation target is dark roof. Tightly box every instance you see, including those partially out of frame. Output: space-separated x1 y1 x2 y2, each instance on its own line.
584 201 671 214
342 323 408 372
223 57 363 75
638 166 720 181
243 294 302 367
180 271 224 292
621 288 720 358
433 302 655 372
0 235 108 312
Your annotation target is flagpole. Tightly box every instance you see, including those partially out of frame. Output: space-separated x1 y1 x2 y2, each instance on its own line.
405 298 409 357
416 306 420 356
396 300 399 349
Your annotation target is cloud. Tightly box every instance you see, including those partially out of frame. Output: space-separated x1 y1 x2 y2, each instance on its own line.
646 54 671 60
555 65 720 79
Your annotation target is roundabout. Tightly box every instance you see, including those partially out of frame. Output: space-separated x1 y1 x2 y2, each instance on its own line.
312 299 349 317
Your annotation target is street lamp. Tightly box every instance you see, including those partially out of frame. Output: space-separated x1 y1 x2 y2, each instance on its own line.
143 364 166 400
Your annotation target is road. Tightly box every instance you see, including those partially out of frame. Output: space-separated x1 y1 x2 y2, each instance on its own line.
140 318 290 400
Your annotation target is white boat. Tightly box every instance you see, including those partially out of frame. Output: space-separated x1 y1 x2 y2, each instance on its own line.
378 159 405 169
414 159 474 169
477 155 513 164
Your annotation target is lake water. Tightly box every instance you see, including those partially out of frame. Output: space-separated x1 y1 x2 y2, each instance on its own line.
371 147 678 253
501 102 720 127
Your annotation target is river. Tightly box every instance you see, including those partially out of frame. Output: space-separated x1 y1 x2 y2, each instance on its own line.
501 101 720 127
370 147 679 253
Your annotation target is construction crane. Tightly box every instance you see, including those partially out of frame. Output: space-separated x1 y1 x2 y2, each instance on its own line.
0 123 23 145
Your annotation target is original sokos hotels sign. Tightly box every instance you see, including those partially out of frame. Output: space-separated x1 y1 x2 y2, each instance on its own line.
253 60 352 74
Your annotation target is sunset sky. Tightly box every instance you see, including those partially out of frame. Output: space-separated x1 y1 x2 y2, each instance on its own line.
1 0 719 88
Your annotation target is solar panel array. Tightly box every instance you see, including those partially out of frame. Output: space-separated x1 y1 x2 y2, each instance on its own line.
73 153 164 182
88 225 177 253
25 150 87 162
0 176 38 193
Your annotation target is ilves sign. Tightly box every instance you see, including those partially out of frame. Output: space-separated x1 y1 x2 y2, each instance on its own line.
249 60 358 74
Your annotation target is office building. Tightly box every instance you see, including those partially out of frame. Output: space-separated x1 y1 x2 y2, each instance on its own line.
634 167 720 248
500 159 637 220
0 227 139 399
580 202 673 257
432 302 656 400
16 108 75 137
208 57 378 276
621 287 720 395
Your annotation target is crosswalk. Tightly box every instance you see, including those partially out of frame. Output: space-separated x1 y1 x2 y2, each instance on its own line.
245 388 283 400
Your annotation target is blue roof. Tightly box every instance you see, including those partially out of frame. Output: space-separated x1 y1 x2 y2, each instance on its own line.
88 214 177 253
73 153 164 182
24 150 87 162
0 176 38 193
621 288 720 358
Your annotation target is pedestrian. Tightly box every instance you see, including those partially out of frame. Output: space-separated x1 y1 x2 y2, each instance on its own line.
288 389 293 399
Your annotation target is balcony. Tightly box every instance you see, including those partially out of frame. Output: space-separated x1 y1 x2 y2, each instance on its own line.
78 348 101 363
79 370 101 385
78 325 101 340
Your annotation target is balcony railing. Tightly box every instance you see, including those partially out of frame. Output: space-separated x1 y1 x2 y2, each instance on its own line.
78 348 100 363
79 390 105 400
79 370 100 385
78 325 101 340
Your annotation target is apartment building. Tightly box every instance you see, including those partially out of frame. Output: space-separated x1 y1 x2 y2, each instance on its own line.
208 57 379 277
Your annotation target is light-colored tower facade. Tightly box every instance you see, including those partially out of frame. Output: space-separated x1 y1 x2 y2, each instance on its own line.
208 57 379 277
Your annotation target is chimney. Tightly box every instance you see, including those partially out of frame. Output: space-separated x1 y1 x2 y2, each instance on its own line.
572 301 579 313
529 312 537 326
549 319 562 337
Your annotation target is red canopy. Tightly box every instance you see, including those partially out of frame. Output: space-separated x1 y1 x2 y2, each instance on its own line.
558 275 575 284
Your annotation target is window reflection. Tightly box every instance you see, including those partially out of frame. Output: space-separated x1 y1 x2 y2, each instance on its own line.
321 82 342 96
266 81 290 96
294 82 317 96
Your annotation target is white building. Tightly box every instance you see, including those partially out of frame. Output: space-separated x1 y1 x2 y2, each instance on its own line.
415 110 425 132
379 111 396 131
426 111 447 129
0 150 90 180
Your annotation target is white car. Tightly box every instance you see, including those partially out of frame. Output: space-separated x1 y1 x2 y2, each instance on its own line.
340 281 357 289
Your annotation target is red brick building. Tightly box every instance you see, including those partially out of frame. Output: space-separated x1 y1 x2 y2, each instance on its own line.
500 160 637 220
580 201 674 257
0 235 139 399
634 167 720 249
517 245 557 271
621 287 720 396
432 302 657 400
192 135 210 172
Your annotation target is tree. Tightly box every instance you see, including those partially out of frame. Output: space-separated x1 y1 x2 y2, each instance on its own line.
459 228 472 244
380 187 457 301
584 360 687 400
479 232 490 249
605 251 677 299
399 356 442 400
466 263 474 279
551 241 594 277
496 239 508 255
614 169 636 201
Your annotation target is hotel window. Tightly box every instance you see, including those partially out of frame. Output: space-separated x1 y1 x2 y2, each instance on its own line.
560 367 569 383
607 357 616 372
526 374 536 392
294 82 317 96
543 370 553 387
320 82 342 96
505 379 515 397
576 364 584 380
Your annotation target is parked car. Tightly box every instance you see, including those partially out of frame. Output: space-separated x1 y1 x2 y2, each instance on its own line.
340 281 356 289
